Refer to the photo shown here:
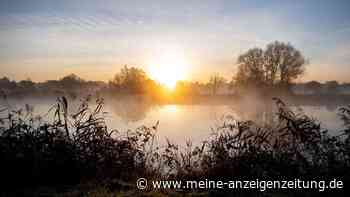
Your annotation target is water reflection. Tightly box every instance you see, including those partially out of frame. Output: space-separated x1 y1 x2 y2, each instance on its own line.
107 97 155 122
1 97 346 145
163 105 178 113
230 99 275 126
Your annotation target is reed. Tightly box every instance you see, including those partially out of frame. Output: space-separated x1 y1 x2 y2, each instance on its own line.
0 96 349 196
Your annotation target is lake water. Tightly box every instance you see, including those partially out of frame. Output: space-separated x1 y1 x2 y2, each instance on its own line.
1 97 346 145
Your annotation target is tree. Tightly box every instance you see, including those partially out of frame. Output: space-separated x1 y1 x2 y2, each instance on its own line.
264 41 306 86
59 74 84 90
234 41 306 91
208 73 226 96
236 48 266 88
325 80 339 95
110 65 152 94
19 79 35 87
0 77 17 90
18 78 36 92
304 81 322 94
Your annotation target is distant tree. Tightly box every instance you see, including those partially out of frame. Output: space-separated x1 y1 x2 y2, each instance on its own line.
0 77 17 90
60 74 83 82
174 81 199 97
235 48 266 88
60 73 84 83
343 82 350 87
325 80 339 95
0 77 10 84
0 75 107 98
60 74 84 89
208 73 226 96
304 81 322 94
234 41 306 92
110 65 152 94
17 78 36 94
264 41 306 86
18 78 35 89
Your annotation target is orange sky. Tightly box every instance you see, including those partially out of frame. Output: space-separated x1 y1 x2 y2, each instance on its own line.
1 0 349 83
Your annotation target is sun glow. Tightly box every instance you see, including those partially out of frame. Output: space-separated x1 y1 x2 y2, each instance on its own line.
148 52 188 89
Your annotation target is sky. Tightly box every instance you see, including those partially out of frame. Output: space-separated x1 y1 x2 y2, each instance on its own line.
0 0 350 83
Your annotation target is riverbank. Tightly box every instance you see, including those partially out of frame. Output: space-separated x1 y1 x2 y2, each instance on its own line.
1 97 349 196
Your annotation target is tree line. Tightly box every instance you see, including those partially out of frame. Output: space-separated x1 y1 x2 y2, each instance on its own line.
1 41 349 99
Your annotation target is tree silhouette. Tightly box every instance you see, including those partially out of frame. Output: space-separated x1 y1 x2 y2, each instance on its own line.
208 73 226 96
234 41 306 92
265 41 306 86
325 80 339 95
236 48 266 88
305 81 322 94
110 65 153 94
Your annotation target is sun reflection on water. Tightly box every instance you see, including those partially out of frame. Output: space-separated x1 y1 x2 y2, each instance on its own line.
163 105 178 113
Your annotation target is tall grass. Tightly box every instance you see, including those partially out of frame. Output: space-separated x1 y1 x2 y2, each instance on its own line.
0 96 349 195
0 96 159 189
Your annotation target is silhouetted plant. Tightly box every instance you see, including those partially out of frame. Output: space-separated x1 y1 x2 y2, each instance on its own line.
0 96 159 190
0 97 349 196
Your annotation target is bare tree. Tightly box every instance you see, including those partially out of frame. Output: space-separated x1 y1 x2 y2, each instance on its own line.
264 41 306 86
234 41 306 91
235 48 266 88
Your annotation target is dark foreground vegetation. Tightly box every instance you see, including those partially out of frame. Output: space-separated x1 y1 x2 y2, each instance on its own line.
0 96 349 196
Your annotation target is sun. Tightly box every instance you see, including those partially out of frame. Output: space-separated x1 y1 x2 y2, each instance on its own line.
148 53 188 89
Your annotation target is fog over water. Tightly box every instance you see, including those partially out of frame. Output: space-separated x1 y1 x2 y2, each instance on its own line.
1 97 344 145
